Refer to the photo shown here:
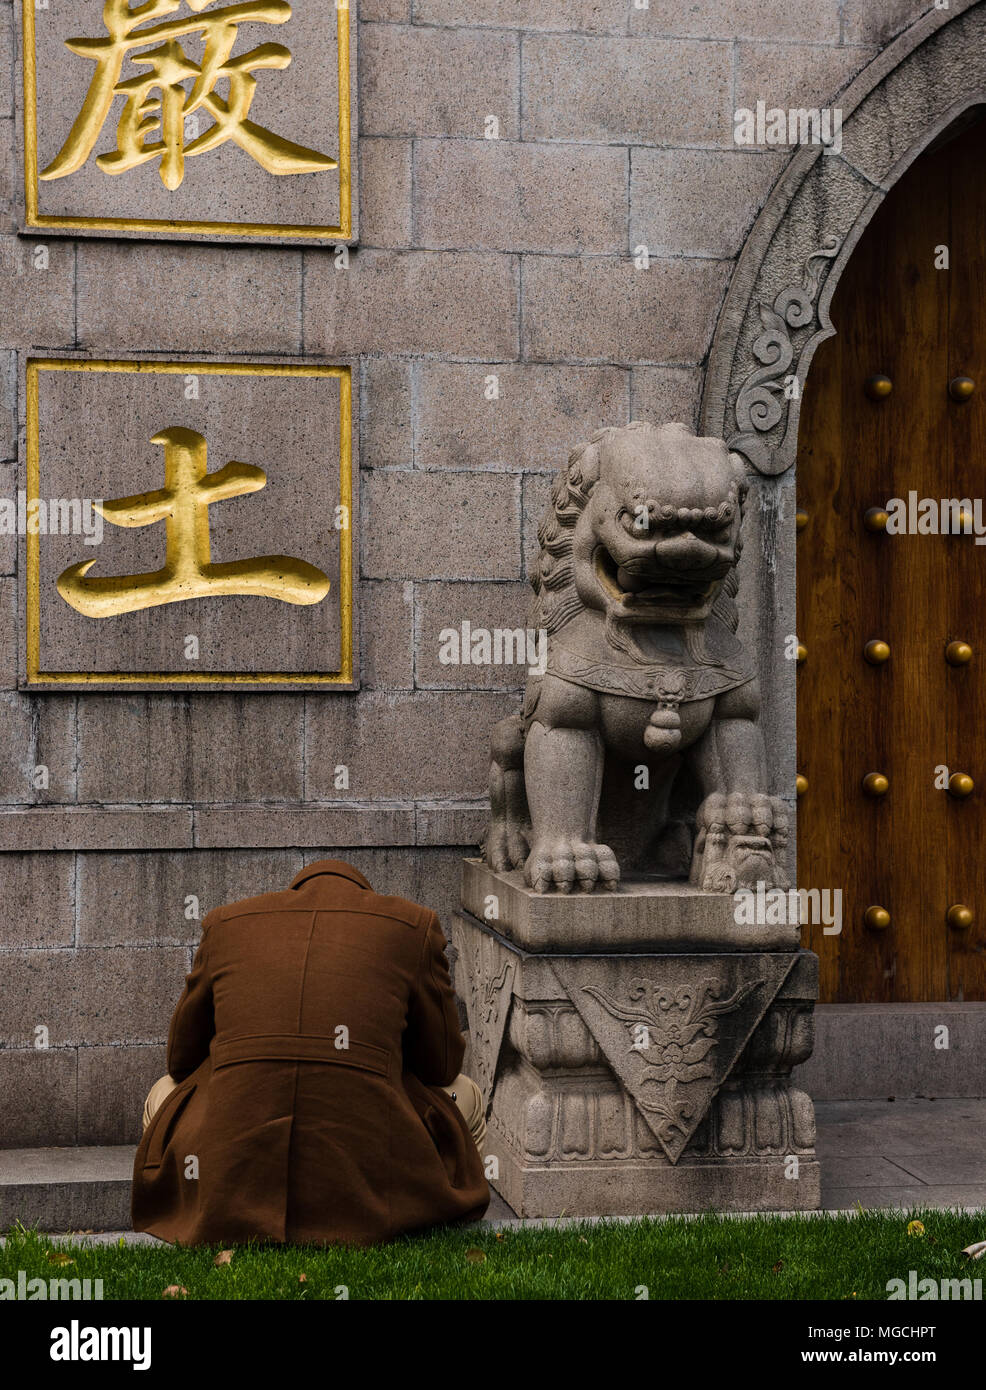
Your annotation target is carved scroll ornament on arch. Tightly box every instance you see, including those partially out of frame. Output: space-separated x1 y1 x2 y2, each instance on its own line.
728 236 842 476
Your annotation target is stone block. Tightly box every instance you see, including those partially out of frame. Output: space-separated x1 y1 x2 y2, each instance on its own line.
521 255 730 364
187 697 305 801
77 849 304 946
0 807 193 852
414 0 629 31
362 470 522 579
0 1049 77 1147
76 698 191 804
0 692 76 804
20 0 356 243
360 0 410 18
0 118 13 233
415 363 629 470
361 358 413 468
359 137 413 249
361 580 414 689
76 243 303 353
306 690 521 800
78 693 309 805
0 576 15 689
77 1045 168 1145
522 36 732 146
734 42 878 127
0 947 189 1047
192 804 415 848
415 803 488 847
0 851 75 948
631 366 704 430
462 859 801 953
414 140 627 254
304 250 518 358
0 461 15 575
0 236 75 349
415 581 533 690
0 11 11 122
629 0 841 40
0 350 15 461
631 149 785 258
361 25 519 138
453 909 819 1215
23 356 353 690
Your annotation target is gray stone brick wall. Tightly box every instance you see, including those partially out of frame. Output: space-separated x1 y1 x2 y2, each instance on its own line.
0 0 936 1145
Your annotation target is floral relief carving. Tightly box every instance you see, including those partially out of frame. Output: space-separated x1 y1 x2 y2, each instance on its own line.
581 976 762 1156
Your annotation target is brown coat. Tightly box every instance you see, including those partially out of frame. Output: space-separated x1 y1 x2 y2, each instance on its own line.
131 860 489 1245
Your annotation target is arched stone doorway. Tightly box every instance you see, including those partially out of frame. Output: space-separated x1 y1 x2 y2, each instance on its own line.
701 0 986 1096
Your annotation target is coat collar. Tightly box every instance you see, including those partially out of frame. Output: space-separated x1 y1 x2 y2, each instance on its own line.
290 859 372 892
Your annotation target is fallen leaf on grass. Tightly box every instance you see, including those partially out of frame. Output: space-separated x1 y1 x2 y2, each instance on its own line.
962 1240 986 1260
213 1250 233 1267
772 1260 784 1273
298 1273 307 1282
465 1248 486 1264
162 1285 189 1298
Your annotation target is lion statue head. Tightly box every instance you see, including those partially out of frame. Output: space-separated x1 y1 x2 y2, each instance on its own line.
532 421 749 639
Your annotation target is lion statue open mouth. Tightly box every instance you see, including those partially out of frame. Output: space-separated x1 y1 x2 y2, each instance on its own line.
484 420 789 895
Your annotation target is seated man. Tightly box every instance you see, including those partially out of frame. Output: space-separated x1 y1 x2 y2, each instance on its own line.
132 859 489 1245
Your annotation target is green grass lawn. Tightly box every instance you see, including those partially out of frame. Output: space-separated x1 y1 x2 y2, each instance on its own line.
2 1208 984 1300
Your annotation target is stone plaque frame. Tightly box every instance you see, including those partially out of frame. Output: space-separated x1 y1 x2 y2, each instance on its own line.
20 354 357 692
16 0 357 246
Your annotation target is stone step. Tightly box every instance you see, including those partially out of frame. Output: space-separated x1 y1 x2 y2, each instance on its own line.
0 1146 135 1232
796 1003 986 1100
0 1146 512 1233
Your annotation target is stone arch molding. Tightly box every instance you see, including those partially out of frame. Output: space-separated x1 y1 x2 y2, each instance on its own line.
701 0 986 475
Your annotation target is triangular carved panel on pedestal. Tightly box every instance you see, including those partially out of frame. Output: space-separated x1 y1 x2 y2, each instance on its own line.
550 955 796 1163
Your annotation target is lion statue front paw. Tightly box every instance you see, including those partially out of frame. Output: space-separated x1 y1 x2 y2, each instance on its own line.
525 838 621 894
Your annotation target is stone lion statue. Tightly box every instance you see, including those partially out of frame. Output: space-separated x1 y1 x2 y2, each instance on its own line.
485 421 788 895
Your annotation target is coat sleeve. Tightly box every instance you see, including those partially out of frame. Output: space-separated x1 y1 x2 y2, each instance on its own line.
166 913 217 1082
403 913 466 1087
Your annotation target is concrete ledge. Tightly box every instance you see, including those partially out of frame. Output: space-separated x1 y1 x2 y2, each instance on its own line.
0 808 193 852
193 805 415 848
0 804 486 852
797 1003 986 1100
0 1147 133 1232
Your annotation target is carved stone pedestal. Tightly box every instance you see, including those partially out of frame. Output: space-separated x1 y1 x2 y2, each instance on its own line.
453 866 819 1217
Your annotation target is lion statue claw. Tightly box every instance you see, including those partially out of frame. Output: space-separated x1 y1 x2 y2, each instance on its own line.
484 421 787 895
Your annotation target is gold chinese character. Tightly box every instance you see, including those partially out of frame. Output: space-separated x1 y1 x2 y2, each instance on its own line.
41 0 336 190
57 425 331 616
